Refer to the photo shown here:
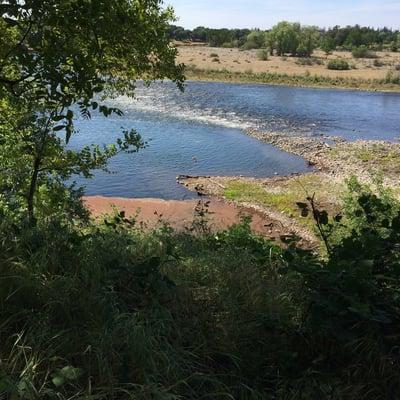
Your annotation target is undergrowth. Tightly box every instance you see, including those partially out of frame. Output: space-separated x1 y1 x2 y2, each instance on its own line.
1 179 400 399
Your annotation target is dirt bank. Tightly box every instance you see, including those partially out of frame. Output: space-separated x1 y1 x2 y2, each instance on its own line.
84 196 312 246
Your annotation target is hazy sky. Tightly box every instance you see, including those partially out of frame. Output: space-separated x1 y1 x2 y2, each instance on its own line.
166 0 400 29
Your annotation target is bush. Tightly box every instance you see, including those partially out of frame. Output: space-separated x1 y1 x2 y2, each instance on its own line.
257 49 269 60
209 52 219 58
373 59 385 67
296 57 324 66
385 70 400 84
327 58 350 70
352 45 378 58
390 41 398 52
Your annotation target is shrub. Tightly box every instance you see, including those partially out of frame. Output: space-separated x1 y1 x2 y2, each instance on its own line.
296 57 324 66
373 59 385 67
327 58 350 70
385 70 400 84
221 41 237 48
209 52 219 58
352 45 378 58
257 49 269 60
395 64 400 71
390 41 398 52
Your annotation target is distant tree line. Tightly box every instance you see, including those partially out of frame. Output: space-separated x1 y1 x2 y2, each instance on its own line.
169 25 251 47
169 23 400 56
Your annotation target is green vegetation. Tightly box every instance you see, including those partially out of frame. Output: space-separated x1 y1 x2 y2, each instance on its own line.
257 49 269 61
296 57 324 66
170 23 400 53
224 175 343 230
266 22 320 57
352 45 378 58
386 70 400 84
243 30 266 50
0 0 184 223
2 177 400 398
185 65 400 91
327 58 350 70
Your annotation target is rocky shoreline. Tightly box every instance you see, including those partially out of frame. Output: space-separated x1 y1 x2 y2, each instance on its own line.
245 129 400 185
178 131 400 248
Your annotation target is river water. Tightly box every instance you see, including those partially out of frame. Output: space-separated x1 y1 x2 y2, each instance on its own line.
71 81 400 199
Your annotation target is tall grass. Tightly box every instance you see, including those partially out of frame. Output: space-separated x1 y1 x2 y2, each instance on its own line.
1 185 400 399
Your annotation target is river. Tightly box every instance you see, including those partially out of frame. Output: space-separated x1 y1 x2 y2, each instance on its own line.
71 81 400 199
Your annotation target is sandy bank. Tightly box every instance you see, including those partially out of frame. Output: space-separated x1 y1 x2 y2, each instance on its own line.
83 196 295 242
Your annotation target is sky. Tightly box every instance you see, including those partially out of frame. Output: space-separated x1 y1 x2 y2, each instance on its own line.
166 0 400 29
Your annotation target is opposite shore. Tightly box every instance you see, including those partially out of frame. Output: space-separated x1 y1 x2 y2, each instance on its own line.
178 45 400 92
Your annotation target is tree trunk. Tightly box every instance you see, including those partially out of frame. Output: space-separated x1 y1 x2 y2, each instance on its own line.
27 156 41 224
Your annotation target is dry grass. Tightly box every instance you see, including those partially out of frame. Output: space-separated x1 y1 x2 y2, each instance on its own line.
178 45 400 83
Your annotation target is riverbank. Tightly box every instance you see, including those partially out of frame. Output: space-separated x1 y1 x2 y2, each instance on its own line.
178 133 400 247
83 196 315 247
179 45 400 92
185 66 400 92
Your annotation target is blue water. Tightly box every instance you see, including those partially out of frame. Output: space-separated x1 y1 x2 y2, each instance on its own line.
71 81 400 199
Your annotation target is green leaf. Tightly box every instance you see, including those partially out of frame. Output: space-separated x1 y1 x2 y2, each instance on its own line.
60 366 82 380
52 376 65 388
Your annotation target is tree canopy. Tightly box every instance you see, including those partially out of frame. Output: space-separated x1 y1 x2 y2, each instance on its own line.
0 0 184 221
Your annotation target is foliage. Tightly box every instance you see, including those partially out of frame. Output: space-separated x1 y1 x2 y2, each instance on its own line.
352 45 378 58
266 22 320 57
243 30 266 49
257 49 269 61
385 70 400 84
170 23 400 53
296 26 320 57
267 21 300 56
1 180 400 398
321 35 336 54
0 0 184 221
296 57 324 66
327 58 350 70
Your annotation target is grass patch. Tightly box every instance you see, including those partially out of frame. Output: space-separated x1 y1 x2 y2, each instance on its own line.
223 175 344 230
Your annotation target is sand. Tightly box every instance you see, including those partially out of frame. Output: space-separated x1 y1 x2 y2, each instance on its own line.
83 196 291 242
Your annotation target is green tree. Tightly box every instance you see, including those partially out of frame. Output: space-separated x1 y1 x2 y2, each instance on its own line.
0 0 184 221
243 30 266 49
267 22 300 56
297 26 320 57
321 35 336 54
